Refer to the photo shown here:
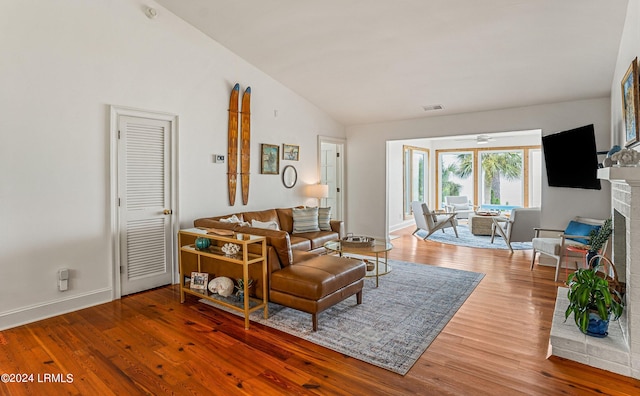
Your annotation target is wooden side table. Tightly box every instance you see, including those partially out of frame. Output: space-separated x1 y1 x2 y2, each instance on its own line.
564 245 589 282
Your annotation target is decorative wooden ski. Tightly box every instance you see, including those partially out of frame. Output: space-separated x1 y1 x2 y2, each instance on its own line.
240 86 251 205
227 83 240 206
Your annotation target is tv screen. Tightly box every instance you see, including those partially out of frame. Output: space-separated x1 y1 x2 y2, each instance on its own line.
542 124 601 190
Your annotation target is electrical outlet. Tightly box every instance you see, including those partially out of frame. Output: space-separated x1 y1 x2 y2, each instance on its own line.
214 154 225 163
58 268 69 291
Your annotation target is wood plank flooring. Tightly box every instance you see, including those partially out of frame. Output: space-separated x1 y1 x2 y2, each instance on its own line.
2 227 640 395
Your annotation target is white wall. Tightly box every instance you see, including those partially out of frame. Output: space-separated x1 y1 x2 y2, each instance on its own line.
612 0 640 148
347 98 612 239
0 0 344 329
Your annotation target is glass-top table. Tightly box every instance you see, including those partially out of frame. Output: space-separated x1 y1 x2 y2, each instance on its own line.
324 240 393 287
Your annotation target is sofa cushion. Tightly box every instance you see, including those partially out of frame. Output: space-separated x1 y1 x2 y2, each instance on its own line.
290 235 312 251
242 209 281 229
234 225 293 267
276 207 295 234
292 207 320 233
251 219 280 230
564 220 600 245
532 237 586 255
270 256 365 300
318 207 332 231
292 231 339 250
192 218 238 231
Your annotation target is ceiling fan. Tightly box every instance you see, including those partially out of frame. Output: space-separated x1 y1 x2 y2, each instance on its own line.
454 134 497 145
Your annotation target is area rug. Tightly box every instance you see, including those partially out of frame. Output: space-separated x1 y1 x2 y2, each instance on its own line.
416 224 532 250
201 260 484 375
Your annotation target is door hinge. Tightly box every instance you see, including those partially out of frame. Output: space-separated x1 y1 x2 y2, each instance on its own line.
120 265 124 274
336 152 340 157
118 130 121 139
337 187 341 192
118 198 121 207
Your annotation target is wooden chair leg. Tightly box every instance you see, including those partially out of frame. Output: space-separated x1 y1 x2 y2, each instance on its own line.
356 290 363 304
312 313 318 331
530 251 537 270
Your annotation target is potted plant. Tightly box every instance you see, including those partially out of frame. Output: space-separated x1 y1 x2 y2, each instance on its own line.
565 265 623 337
235 278 254 303
587 218 612 267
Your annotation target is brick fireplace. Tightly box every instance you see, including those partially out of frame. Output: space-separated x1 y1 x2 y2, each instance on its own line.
549 167 640 378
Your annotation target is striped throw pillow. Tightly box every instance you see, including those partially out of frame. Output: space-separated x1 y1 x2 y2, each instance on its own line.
292 207 320 233
318 207 332 231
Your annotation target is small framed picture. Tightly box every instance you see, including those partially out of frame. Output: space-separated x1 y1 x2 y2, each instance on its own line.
282 144 300 161
190 272 209 290
261 144 279 174
621 57 639 147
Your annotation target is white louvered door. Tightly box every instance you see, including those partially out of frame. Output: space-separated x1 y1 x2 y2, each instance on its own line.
118 115 173 295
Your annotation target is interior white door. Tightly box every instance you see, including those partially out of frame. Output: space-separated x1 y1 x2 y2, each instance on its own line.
118 115 173 295
320 139 344 220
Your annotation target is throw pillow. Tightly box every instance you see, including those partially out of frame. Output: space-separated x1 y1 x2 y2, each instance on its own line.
564 220 601 245
292 207 320 233
453 203 469 210
251 219 280 230
318 207 332 231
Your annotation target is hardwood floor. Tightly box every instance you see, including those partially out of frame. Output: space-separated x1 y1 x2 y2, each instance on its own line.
2 227 640 395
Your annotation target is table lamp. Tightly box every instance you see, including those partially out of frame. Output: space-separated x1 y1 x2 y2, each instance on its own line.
307 184 329 207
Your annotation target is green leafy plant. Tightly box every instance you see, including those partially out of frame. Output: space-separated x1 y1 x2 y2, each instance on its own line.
235 278 254 297
588 218 612 253
565 266 623 334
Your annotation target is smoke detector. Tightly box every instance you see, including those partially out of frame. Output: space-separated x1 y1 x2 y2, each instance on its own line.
422 104 443 112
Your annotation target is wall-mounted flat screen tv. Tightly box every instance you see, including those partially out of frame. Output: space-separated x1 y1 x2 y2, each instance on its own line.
542 124 601 190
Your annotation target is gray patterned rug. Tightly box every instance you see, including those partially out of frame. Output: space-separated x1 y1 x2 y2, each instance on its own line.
416 224 533 250
201 260 484 375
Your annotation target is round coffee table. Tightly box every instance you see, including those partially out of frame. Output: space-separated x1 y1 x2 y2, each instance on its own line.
324 240 393 287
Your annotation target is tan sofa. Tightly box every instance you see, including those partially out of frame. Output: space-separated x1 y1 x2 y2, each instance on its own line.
192 208 365 330
194 207 344 254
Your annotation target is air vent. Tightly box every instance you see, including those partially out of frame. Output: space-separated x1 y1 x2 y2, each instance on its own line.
422 104 443 111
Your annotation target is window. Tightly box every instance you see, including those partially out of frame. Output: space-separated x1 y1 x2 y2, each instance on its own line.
436 145 540 210
403 146 429 218
439 151 475 209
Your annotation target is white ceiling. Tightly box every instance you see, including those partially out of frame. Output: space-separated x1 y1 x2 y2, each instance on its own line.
156 0 628 126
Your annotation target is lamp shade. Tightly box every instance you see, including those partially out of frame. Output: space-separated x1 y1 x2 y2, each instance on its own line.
307 184 329 199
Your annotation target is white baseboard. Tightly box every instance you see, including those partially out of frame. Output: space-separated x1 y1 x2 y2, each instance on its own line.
0 288 113 331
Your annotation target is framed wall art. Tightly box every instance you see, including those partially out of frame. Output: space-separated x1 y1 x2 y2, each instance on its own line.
261 144 279 174
282 144 300 161
621 57 639 147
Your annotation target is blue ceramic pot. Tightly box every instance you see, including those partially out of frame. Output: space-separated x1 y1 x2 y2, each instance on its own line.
586 251 599 268
195 237 211 250
586 311 609 338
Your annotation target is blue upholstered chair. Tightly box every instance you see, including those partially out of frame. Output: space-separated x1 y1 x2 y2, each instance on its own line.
530 217 607 282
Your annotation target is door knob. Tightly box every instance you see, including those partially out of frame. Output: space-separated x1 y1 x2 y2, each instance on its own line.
163 209 173 215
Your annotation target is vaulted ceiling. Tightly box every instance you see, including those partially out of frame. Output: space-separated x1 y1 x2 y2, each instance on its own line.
156 0 628 126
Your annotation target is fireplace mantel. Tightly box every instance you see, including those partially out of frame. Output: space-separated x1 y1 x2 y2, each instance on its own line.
597 166 640 185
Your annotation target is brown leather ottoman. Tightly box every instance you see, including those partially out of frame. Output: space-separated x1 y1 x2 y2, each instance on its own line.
269 255 366 331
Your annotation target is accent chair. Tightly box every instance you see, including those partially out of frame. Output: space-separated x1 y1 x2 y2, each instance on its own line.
530 216 606 282
411 201 459 240
444 195 476 219
490 207 541 253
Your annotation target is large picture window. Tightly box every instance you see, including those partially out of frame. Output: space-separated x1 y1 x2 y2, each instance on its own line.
436 146 540 210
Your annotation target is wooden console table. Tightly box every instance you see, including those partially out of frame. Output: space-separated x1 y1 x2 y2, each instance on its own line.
178 228 268 329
